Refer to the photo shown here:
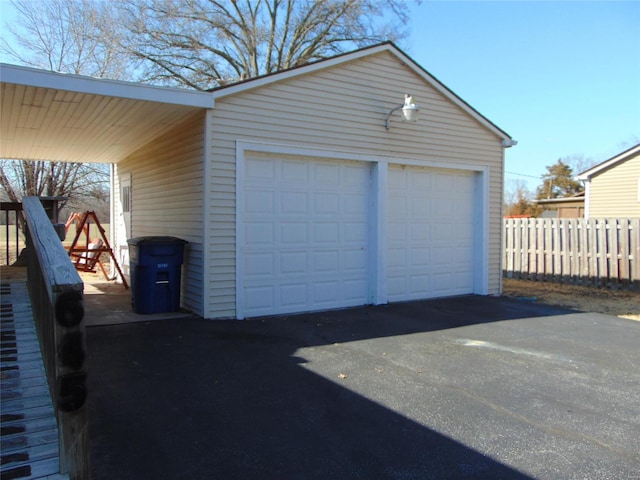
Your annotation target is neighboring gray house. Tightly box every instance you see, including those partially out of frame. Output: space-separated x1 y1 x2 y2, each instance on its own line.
578 144 640 219
0 42 515 320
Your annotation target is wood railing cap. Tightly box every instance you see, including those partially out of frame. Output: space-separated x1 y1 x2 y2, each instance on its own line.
22 197 83 293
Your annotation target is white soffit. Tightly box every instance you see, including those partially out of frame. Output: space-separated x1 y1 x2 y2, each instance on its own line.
0 63 213 164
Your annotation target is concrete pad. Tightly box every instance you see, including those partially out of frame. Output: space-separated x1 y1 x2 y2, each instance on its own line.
87 296 640 479
83 280 196 326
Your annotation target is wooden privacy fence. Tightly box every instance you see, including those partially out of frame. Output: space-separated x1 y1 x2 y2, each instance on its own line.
503 217 640 289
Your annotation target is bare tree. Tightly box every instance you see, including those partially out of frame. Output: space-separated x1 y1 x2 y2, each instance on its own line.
113 0 415 89
1 0 126 222
0 160 109 211
1 0 135 79
562 154 597 177
504 179 541 217
1 0 416 217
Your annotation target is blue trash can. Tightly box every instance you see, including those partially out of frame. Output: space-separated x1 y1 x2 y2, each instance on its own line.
127 236 188 314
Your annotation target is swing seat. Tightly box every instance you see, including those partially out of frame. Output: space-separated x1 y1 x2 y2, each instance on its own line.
70 239 104 273
65 210 129 288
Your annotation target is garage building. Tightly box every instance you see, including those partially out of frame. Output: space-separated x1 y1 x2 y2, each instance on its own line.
1 42 515 320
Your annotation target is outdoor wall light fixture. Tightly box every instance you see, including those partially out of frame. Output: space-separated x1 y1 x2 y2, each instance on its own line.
385 94 420 130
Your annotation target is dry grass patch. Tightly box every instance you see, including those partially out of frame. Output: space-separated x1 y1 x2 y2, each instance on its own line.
503 278 640 320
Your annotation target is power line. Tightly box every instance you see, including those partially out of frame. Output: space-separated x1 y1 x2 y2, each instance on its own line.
505 171 542 179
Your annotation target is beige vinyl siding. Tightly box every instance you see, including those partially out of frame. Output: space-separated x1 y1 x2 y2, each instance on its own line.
117 111 206 315
588 155 640 218
207 51 504 318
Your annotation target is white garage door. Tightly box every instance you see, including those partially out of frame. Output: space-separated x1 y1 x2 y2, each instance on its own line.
241 154 371 317
387 165 477 302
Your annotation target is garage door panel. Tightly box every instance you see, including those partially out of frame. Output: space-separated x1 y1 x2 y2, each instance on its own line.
432 273 453 292
454 228 474 243
313 192 339 214
388 165 476 302
388 222 408 242
389 167 408 187
434 198 456 217
280 222 307 244
342 248 367 271
455 273 474 291
411 248 430 265
246 158 276 181
411 172 431 190
281 160 307 182
433 225 454 242
344 196 368 217
313 251 339 272
245 285 274 309
344 222 367 243
312 223 339 244
243 155 371 317
280 283 307 307
314 163 341 183
433 172 453 191
245 190 274 214
245 222 274 245
313 281 339 303
342 278 368 300
245 252 274 276
388 195 408 216
410 223 430 241
410 275 431 294
456 247 474 263
388 244 408 263
281 192 308 213
432 248 454 268
280 251 307 274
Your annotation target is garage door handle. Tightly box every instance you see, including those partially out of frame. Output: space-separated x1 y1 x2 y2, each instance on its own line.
156 280 170 284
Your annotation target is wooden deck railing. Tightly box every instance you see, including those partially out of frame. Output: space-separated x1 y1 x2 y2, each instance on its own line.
1 201 24 265
22 196 90 479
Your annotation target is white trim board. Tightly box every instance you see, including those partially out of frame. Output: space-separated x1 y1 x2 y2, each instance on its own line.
236 140 489 174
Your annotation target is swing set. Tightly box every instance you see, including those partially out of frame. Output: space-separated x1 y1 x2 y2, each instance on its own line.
65 211 128 288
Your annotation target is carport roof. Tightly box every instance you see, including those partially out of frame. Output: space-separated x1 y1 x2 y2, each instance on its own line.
0 63 214 164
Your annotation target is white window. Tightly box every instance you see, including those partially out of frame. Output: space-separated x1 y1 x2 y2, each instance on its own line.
121 185 131 213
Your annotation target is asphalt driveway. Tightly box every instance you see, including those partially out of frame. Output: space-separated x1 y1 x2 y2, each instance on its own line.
87 295 640 479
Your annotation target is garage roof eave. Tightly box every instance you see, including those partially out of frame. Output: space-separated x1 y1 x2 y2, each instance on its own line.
0 63 214 109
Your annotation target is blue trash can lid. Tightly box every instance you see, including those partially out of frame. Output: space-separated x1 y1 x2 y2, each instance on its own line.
127 236 188 246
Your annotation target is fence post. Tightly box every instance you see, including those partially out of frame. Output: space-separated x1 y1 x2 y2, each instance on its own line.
632 219 640 289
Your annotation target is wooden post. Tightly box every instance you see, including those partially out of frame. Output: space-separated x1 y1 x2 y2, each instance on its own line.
631 219 640 289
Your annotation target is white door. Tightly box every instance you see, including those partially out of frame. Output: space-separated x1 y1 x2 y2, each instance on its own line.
241 155 371 318
387 165 477 302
